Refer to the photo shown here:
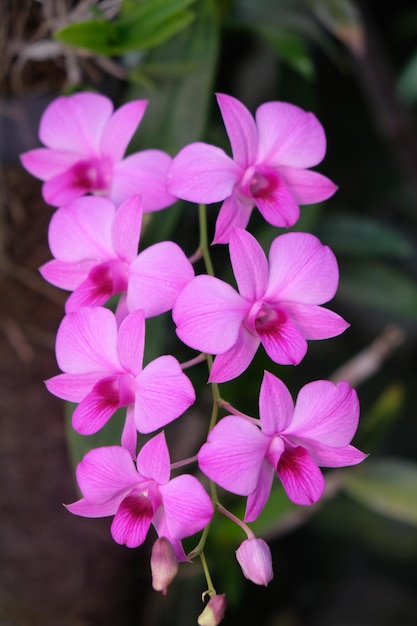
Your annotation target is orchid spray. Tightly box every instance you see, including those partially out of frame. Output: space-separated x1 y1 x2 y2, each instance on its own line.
22 91 366 624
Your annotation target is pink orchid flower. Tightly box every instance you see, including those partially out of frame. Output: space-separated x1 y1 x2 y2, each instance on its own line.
46 308 195 452
198 372 366 516
40 195 194 318
20 92 175 210
173 228 348 383
67 433 213 559
167 93 337 243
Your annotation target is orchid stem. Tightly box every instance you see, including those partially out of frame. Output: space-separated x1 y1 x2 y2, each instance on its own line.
198 204 215 277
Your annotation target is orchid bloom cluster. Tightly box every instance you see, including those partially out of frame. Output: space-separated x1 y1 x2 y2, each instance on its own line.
22 91 366 624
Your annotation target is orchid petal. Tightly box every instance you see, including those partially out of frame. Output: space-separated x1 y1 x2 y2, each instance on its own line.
254 176 300 227
244 459 275 522
259 371 294 434
134 356 195 433
216 93 258 168
265 233 339 304
128 242 194 317
167 142 241 203
20 148 80 180
45 371 104 402
66 497 120 518
277 446 325 505
111 492 153 547
173 275 247 354
121 405 137 459
212 193 253 245
300 441 367 468
198 416 269 495
42 168 87 206
101 100 148 162
279 166 337 204
258 314 307 365
117 310 145 376
111 150 175 211
111 195 142 262
47 197 115 261
284 302 349 339
71 377 121 435
137 432 170 484
40 259 96 291
55 307 120 373
256 102 327 168
159 475 213 539
39 93 113 154
209 326 259 383
64 271 113 313
287 381 360 446
229 228 269 300
75 445 139 504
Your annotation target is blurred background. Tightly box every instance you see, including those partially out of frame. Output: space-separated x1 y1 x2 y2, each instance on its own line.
2 1 417 624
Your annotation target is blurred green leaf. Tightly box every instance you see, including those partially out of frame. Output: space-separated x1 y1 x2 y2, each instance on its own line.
338 261 417 319
358 383 405 451
127 0 219 153
256 28 315 79
398 48 417 104
310 0 365 56
318 214 413 258
54 0 196 55
344 458 417 526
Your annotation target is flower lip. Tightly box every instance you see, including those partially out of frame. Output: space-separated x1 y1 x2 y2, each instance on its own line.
244 301 287 335
71 157 112 193
240 164 280 201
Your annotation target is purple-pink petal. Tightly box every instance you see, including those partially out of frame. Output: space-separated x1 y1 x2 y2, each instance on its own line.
39 92 113 153
134 356 195 434
167 142 241 204
20 148 80 180
100 100 148 163
212 193 253 245
277 446 325 505
128 242 194 317
75 445 139 504
229 228 269 301
208 326 259 383
259 371 294 435
111 195 143 263
158 475 213 539
111 492 154 547
64 270 114 313
42 168 88 206
265 233 339 305
54 307 121 374
258 313 308 366
45 371 104 402
284 302 349 340
71 377 121 435
121 405 137 459
173 275 247 354
279 166 337 205
40 259 96 291
255 101 327 169
216 93 258 168
47 197 115 261
244 459 275 523
287 380 360 446
303 441 367 468
198 416 269 495
253 175 301 228
66 497 120 518
117 310 145 377
136 432 170 486
111 150 175 211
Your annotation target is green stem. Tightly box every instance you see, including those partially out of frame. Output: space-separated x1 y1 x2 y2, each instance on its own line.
198 204 215 277
199 550 216 597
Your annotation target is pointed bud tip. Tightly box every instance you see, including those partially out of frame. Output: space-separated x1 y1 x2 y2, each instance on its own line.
150 537 178 595
197 594 227 626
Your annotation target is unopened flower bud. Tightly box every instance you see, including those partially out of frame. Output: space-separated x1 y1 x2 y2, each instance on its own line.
197 593 227 626
235 537 273 586
150 537 178 595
